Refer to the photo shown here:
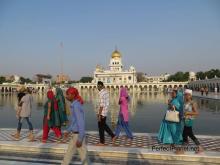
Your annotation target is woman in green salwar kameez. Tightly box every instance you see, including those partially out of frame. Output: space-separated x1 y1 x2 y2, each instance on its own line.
56 87 68 126
42 90 62 143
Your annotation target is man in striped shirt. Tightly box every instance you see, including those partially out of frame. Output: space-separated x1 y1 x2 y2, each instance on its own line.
96 81 116 146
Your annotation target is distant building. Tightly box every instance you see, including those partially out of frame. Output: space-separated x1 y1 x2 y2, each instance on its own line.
5 75 20 83
189 71 196 81
34 74 52 85
92 49 137 85
56 74 70 83
144 74 170 83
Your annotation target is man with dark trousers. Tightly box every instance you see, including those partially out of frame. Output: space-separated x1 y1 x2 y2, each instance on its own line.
96 81 116 146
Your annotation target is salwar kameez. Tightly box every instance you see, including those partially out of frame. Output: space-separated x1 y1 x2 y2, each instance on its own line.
115 87 133 139
42 116 61 141
158 98 183 145
42 91 62 142
115 113 133 139
56 88 68 125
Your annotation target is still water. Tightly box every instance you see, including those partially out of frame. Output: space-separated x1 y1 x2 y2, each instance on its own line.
0 90 220 135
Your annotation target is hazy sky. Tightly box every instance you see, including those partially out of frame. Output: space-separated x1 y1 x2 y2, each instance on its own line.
0 0 220 80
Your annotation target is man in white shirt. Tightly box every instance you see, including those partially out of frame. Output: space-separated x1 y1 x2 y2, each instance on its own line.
96 81 116 146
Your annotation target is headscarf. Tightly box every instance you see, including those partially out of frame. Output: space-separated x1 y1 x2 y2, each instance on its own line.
119 87 130 104
56 87 65 102
47 90 58 111
184 89 193 95
66 87 84 105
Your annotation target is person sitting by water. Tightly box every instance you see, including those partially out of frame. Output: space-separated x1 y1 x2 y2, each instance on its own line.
61 87 90 165
182 89 204 154
113 87 133 143
12 87 34 141
158 89 183 151
42 90 62 143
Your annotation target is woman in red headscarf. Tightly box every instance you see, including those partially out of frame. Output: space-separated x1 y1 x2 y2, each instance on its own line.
42 90 62 143
62 87 90 165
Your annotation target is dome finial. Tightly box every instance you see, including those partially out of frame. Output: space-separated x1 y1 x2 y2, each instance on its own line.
111 46 121 59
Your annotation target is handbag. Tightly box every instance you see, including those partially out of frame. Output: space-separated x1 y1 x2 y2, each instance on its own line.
165 107 180 122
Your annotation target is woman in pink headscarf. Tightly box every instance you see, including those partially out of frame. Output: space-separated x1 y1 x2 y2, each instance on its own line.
114 87 133 141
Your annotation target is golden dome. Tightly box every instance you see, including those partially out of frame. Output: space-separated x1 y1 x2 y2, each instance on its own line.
111 50 121 59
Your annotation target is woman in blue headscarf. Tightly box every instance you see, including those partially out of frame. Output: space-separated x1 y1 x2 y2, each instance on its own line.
158 89 183 146
177 87 184 119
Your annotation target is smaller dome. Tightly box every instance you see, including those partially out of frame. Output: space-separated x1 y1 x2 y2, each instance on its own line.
111 50 121 59
189 71 196 77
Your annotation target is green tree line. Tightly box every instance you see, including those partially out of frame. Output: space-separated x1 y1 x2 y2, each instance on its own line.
166 69 220 82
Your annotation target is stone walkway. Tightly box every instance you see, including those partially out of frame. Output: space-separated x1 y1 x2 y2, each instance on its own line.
0 129 220 164
0 129 220 152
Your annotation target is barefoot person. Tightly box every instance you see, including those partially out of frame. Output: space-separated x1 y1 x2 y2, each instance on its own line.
12 87 34 141
114 87 133 142
12 86 26 139
62 87 90 165
96 81 116 146
42 90 62 143
182 89 203 154
158 89 183 151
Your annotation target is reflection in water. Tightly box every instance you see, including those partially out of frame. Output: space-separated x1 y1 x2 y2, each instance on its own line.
196 98 220 115
80 89 169 129
0 90 219 135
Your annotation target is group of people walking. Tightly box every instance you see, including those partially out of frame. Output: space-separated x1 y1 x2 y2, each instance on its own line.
200 87 209 96
96 81 133 146
12 81 133 165
12 81 203 165
158 88 203 154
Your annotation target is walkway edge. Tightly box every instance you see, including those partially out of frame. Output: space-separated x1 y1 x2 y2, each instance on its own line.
0 141 219 164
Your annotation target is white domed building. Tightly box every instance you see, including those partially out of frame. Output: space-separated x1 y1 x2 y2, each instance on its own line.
189 71 196 81
92 49 137 85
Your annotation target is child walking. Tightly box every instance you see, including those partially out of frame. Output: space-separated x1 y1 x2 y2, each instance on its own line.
182 89 204 154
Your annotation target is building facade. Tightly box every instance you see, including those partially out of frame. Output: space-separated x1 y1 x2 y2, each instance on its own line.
188 77 220 92
34 74 52 85
144 74 170 83
56 74 70 83
92 49 137 85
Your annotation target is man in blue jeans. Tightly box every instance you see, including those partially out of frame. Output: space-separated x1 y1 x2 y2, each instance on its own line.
12 88 34 141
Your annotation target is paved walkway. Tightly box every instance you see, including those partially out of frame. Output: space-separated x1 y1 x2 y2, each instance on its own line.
0 129 220 164
193 91 220 100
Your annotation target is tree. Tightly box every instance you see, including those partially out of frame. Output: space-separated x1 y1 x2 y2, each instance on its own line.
79 77 93 83
0 76 6 84
20 77 33 84
136 72 146 82
196 69 220 80
196 72 205 80
167 72 189 82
